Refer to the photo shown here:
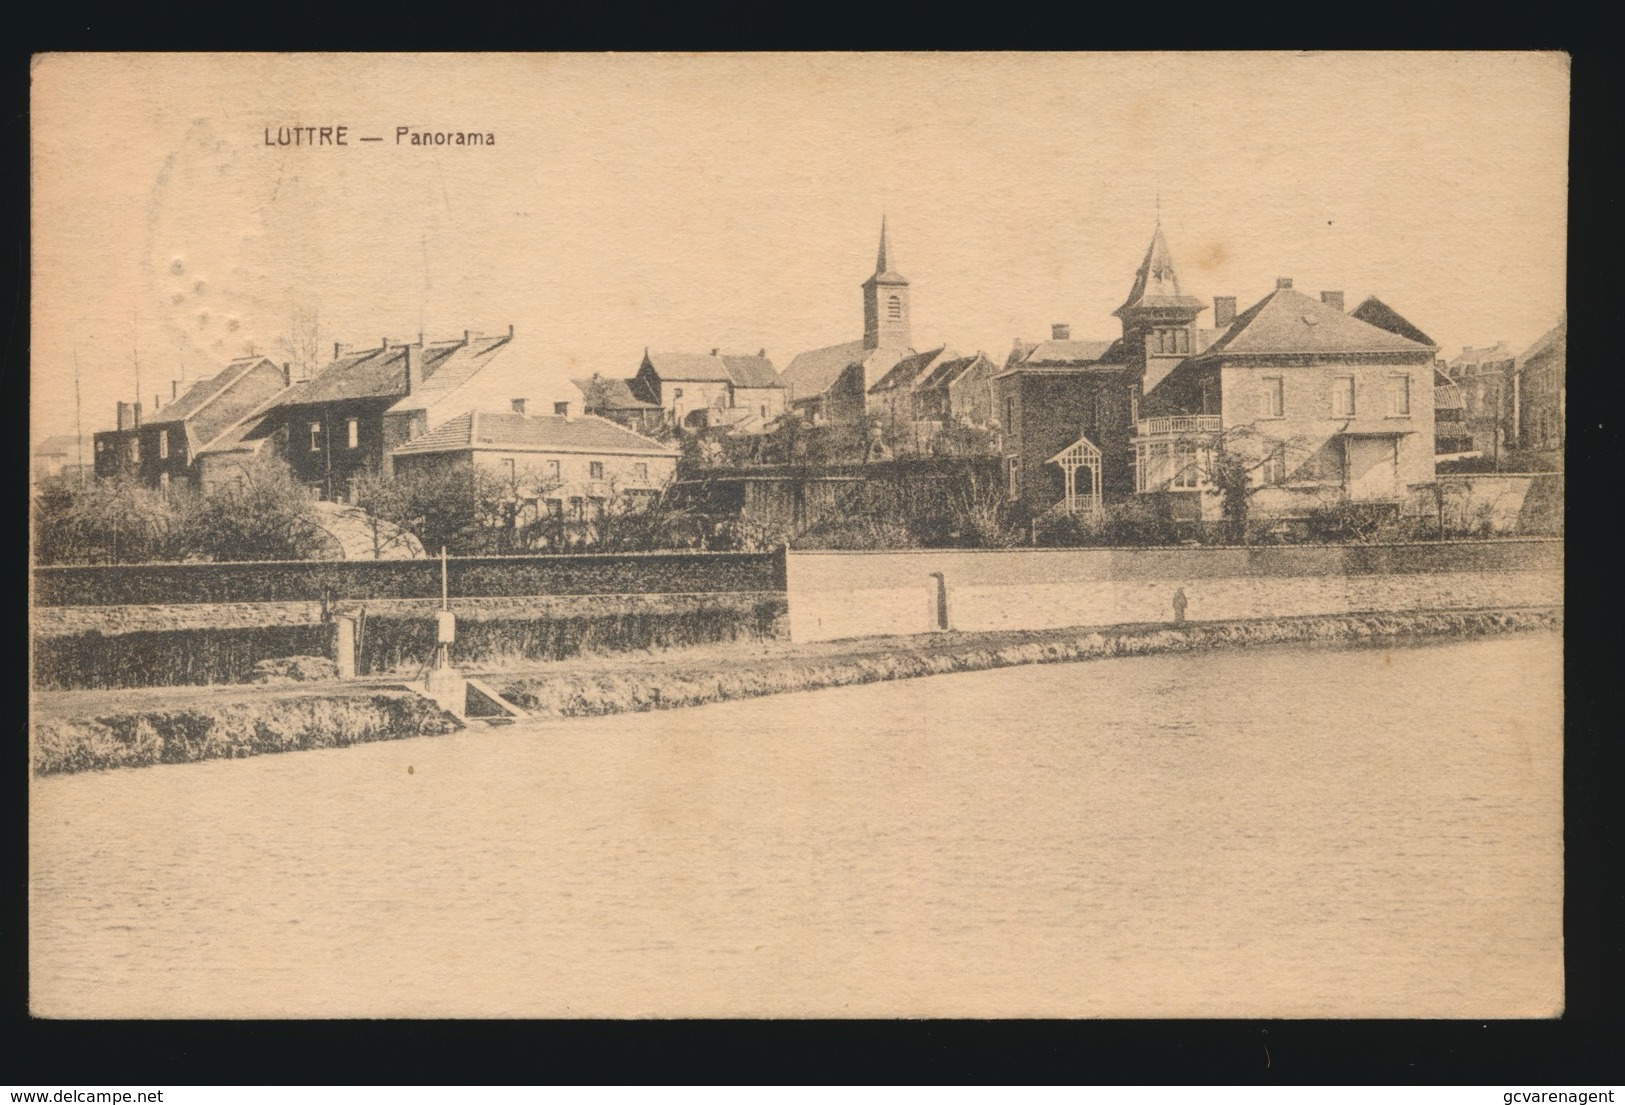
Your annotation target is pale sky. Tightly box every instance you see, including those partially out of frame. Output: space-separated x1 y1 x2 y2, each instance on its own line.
31 52 1570 444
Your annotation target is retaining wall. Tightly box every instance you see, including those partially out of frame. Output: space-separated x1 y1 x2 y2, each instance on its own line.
785 540 1563 642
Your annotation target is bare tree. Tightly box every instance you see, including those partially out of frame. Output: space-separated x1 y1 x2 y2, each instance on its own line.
277 303 323 381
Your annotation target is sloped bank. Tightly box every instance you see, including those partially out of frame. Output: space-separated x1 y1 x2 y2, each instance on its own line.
496 607 1562 718
33 607 1559 776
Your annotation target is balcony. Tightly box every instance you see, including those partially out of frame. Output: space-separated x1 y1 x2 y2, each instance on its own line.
1135 414 1222 438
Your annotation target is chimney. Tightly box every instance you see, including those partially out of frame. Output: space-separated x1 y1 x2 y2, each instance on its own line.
554 400 575 421
1214 296 1238 328
511 398 527 415
117 401 132 431
1320 291 1345 312
171 380 179 399
153 394 160 412
133 402 143 428
404 343 421 394
758 348 766 357
282 362 292 387
508 324 514 339
1276 277 1293 290
1051 323 1071 341
464 330 472 346
711 348 720 356
334 341 342 360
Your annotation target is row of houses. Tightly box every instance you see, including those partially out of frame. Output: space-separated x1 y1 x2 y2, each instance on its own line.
86 328 683 546
63 214 1565 538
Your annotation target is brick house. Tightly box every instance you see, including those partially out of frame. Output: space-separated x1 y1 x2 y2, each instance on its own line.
93 356 291 492
1513 316 1564 459
389 409 680 548
196 329 514 501
630 349 785 433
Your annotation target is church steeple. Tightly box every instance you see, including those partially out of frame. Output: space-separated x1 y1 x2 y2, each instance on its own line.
862 216 911 350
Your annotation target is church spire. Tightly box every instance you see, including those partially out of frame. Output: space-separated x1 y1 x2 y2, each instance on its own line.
872 215 904 282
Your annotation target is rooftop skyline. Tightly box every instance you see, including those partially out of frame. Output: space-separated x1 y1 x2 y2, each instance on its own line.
31 52 1569 443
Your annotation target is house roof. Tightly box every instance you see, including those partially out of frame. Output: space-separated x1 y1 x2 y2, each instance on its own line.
1196 287 1436 359
35 434 89 457
1114 225 1205 317
192 384 300 455
390 411 680 458
1516 316 1565 368
1433 369 1465 410
1447 341 1515 371
572 376 661 410
916 352 990 392
643 351 782 388
781 339 868 400
719 353 783 389
869 346 951 393
1349 296 1438 348
1018 339 1118 366
155 357 278 424
385 334 514 413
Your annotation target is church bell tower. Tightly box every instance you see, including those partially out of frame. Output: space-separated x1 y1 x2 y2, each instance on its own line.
862 217 911 351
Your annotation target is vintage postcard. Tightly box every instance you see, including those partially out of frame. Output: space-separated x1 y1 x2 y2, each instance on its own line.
29 52 1567 1018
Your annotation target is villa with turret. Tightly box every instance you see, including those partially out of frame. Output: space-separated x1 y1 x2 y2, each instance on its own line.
998 224 1439 523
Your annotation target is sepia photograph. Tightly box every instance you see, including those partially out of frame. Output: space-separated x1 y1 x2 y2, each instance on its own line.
28 51 1567 1020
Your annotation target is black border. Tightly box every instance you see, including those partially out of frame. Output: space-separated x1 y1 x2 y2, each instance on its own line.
8 17 1620 1088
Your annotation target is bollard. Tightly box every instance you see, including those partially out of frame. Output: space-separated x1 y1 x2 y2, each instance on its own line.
929 572 950 632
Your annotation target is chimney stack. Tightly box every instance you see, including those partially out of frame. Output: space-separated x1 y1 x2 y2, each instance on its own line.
404 343 421 394
554 400 574 421
1276 277 1294 290
508 324 514 339
511 398 527 415
759 348 766 357
711 348 720 356
1214 296 1238 328
1051 323 1071 341
133 402 143 428
153 394 161 412
117 401 132 431
1320 291 1345 312
464 330 472 346
171 380 179 399
334 342 342 360
282 362 292 387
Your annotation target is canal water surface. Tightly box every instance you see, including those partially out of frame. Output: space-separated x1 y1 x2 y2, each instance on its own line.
31 632 1563 1018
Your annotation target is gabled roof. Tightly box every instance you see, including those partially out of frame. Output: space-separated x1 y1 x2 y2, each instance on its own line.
915 352 992 392
35 434 89 457
385 334 514 413
1433 368 1464 410
572 376 661 410
1516 316 1565 368
642 351 782 389
1114 225 1205 317
155 357 278 424
390 411 680 457
1349 296 1438 348
869 346 950 394
719 354 782 389
781 339 867 399
1197 288 1436 359
193 384 301 455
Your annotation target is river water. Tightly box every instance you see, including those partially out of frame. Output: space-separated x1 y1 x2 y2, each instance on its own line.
30 632 1563 1018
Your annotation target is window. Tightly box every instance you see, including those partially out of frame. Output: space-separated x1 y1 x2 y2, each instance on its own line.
159 471 170 492
1151 328 1190 355
347 418 359 448
309 421 322 452
1332 377 1356 417
589 461 604 480
673 387 683 400
129 439 140 463
158 430 169 459
589 497 606 521
1172 442 1201 489
520 499 539 526
1261 445 1287 486
634 462 648 481
1007 456 1020 500
501 458 516 484
1262 377 1284 418
887 295 902 321
569 497 585 521
1388 374 1411 416
1006 396 1016 430
546 499 564 520
96 439 106 453
545 459 560 481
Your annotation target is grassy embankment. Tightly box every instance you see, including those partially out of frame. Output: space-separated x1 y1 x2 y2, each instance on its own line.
33 606 1559 776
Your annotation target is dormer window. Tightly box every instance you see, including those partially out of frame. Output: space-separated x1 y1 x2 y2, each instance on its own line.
887 295 902 321
1150 328 1190 355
